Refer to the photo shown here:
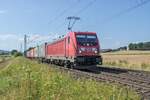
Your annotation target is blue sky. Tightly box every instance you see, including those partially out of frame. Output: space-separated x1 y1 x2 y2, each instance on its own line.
0 0 150 51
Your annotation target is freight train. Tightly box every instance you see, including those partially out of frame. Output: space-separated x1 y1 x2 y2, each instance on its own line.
26 32 102 69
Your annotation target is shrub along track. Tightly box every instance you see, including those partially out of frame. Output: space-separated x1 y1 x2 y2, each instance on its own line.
49 64 150 100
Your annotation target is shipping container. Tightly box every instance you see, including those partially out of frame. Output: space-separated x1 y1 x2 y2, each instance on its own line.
26 50 31 58
34 47 38 58
38 43 46 58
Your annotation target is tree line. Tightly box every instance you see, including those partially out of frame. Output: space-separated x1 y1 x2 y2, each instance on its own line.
11 50 22 57
129 42 150 50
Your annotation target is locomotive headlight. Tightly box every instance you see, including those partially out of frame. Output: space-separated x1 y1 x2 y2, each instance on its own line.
92 48 98 53
79 50 82 53
80 47 85 51
94 50 98 53
79 47 85 53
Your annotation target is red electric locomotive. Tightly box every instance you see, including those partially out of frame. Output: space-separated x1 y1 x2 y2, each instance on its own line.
26 31 102 69
45 32 102 69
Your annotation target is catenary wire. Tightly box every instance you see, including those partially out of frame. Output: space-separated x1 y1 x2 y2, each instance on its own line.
101 0 150 24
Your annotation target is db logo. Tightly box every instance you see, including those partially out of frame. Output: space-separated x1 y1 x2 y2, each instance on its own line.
86 48 92 52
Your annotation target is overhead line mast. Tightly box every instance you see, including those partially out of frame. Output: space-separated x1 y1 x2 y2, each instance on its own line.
24 34 27 56
55 0 97 32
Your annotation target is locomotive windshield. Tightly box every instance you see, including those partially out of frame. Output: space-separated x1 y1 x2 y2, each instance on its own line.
76 34 98 46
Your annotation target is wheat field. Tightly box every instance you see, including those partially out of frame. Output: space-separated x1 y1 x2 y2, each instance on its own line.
102 50 150 71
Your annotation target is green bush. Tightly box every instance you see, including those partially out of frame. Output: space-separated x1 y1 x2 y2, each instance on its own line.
14 52 23 57
11 49 22 57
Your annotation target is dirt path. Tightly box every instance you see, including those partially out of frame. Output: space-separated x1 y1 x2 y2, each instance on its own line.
0 59 11 70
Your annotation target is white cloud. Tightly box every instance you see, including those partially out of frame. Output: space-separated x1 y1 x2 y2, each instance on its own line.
0 33 61 51
0 33 23 51
114 41 121 47
25 33 60 48
0 10 7 14
28 33 59 43
103 36 113 40
0 34 18 40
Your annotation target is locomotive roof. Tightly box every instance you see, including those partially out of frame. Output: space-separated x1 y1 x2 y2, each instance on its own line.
72 32 96 35
46 32 96 44
46 37 64 45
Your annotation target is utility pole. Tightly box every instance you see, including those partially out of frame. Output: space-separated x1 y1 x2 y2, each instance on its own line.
20 43 22 53
24 34 27 57
67 16 80 31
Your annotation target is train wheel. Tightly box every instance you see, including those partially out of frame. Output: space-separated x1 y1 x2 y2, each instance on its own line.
70 64 74 69
73 63 77 69
64 63 68 68
64 61 69 68
69 62 75 69
50 61 53 64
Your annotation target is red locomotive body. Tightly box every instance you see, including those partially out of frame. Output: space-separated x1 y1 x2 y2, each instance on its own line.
46 38 66 58
45 32 102 68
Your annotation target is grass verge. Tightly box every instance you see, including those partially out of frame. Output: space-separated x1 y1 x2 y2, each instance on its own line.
0 57 140 100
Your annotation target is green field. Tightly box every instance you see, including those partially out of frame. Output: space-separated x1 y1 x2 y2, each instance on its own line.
0 57 140 100
0 57 4 63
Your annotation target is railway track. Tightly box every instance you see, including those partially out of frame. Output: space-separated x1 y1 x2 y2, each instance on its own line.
49 64 150 100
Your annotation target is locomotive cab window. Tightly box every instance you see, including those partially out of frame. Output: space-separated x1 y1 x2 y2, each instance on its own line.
76 34 98 46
